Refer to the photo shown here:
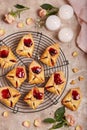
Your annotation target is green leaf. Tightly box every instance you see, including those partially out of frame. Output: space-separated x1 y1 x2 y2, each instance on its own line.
54 106 65 121
40 4 54 10
51 122 64 129
43 118 56 123
47 8 58 16
14 4 29 9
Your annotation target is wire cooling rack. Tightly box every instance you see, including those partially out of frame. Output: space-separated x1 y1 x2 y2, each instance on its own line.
0 31 69 113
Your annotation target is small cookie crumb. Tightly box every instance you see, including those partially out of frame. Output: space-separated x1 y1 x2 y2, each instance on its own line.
72 51 78 57
26 18 34 25
0 29 5 37
2 111 9 117
75 125 83 130
72 68 79 73
34 118 41 127
22 121 30 128
78 76 84 81
70 80 76 85
17 22 24 28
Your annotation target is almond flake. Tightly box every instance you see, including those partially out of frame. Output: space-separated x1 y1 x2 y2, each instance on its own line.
0 29 5 37
26 18 34 25
17 22 24 28
75 125 83 130
34 118 41 127
70 80 76 85
72 68 79 73
78 76 84 81
22 121 30 128
2 111 9 117
72 51 78 57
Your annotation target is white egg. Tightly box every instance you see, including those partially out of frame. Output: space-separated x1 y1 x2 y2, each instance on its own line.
58 4 74 20
45 15 61 31
58 27 73 42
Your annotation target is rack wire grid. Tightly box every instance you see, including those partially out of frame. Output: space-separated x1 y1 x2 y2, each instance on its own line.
0 31 69 113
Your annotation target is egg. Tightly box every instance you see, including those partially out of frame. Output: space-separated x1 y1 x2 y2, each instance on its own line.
58 4 74 20
58 27 73 42
45 15 61 31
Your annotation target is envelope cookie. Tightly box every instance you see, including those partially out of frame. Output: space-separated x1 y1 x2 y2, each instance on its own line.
0 86 21 107
16 33 34 57
24 87 44 109
0 45 17 68
29 60 45 84
6 66 27 88
62 87 82 111
40 43 60 67
45 71 66 95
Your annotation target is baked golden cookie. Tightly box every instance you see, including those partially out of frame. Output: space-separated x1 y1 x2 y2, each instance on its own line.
24 87 44 109
6 66 27 88
0 45 17 68
62 87 82 111
45 71 66 95
29 61 45 84
0 86 21 107
40 43 60 67
16 34 34 57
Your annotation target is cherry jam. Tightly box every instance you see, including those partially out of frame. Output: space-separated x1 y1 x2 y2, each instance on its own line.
24 39 33 47
31 66 41 74
49 48 57 56
0 50 9 58
33 88 43 100
54 73 63 85
72 90 80 100
16 68 25 78
1 88 11 99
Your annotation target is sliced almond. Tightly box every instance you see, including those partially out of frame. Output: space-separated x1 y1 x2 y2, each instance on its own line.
2 111 9 117
72 68 79 73
17 22 24 28
70 80 76 85
22 121 30 128
78 76 84 81
0 29 5 37
26 18 34 25
72 51 78 57
75 125 83 130
34 118 41 127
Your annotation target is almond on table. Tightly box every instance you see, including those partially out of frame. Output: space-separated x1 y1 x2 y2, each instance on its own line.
2 111 9 117
72 51 78 57
75 125 83 130
22 121 30 128
78 76 84 81
70 80 76 85
72 68 79 73
17 22 24 28
34 118 41 127
0 29 5 37
26 18 34 25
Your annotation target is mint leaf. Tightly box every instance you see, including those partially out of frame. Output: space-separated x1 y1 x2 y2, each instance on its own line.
14 4 29 9
43 118 56 123
40 4 54 10
47 8 58 16
54 106 65 121
51 122 64 129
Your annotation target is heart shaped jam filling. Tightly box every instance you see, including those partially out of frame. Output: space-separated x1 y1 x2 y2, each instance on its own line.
0 50 9 58
33 88 43 100
31 66 41 74
54 73 63 85
72 90 80 100
1 88 11 99
24 38 33 47
49 48 57 56
16 68 25 78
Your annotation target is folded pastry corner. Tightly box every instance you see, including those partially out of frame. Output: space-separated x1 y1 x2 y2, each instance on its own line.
24 87 44 109
16 33 34 58
45 71 66 95
29 60 45 84
40 43 60 67
0 45 17 68
0 86 21 107
62 87 82 111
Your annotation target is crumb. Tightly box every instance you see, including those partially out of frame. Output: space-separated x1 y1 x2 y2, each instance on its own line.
26 18 34 25
22 121 30 128
0 29 5 37
72 51 78 57
17 22 24 28
78 76 84 81
70 80 76 85
34 118 41 127
75 125 83 130
2 111 9 117
72 68 79 73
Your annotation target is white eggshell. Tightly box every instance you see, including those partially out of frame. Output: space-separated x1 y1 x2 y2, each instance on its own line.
58 4 74 20
45 15 61 31
58 27 73 42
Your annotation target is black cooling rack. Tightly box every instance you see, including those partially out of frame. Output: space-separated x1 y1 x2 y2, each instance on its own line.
0 31 69 113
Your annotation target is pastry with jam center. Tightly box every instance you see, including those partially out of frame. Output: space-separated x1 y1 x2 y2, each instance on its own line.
24 87 44 109
16 33 34 57
29 60 45 84
0 45 17 68
6 66 27 88
40 43 60 67
45 71 66 95
62 87 82 111
0 86 21 107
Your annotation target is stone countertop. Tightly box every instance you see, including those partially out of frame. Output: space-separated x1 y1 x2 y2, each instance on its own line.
0 0 87 130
